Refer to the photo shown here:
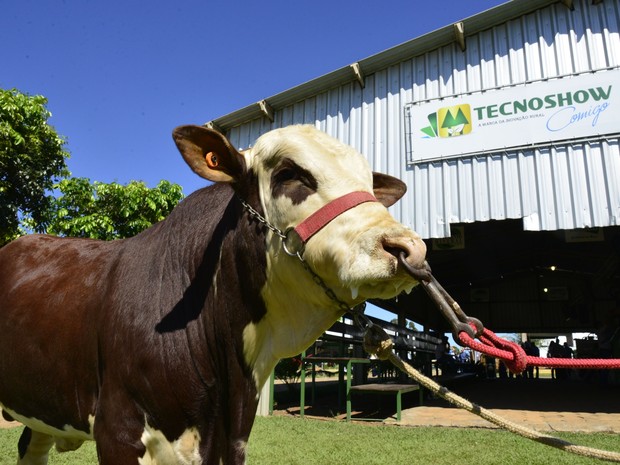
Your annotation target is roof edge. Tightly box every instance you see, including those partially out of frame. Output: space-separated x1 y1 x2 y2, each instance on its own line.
207 0 560 132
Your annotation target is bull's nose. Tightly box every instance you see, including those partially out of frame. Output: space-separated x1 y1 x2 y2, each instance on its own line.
381 237 429 280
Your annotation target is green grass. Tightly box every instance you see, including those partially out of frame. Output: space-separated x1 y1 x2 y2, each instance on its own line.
249 417 620 465
0 427 96 464
0 416 618 464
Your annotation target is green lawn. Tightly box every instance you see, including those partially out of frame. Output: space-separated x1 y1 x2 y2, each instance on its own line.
0 416 618 464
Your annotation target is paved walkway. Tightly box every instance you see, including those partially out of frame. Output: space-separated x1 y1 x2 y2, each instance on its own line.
396 406 620 432
394 377 620 433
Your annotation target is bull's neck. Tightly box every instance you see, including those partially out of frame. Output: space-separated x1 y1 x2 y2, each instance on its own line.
146 184 268 382
163 185 344 391
241 237 346 389
187 186 272 382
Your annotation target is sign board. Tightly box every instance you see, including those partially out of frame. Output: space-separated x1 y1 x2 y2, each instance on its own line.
405 68 619 163
564 228 604 243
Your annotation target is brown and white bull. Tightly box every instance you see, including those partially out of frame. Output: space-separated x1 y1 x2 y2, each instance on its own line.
0 124 427 464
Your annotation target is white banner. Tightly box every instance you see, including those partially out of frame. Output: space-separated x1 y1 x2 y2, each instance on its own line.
405 68 619 163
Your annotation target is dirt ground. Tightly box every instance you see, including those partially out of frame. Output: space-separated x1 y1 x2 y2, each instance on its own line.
0 411 20 429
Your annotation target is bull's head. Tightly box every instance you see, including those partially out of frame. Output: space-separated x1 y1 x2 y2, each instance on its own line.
173 124 428 384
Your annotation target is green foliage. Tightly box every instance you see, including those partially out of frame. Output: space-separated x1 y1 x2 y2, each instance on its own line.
47 178 184 240
274 356 302 389
0 88 70 245
389 318 418 331
0 88 183 244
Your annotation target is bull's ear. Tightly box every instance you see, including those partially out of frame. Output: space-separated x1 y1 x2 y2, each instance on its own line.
372 172 407 207
172 125 245 183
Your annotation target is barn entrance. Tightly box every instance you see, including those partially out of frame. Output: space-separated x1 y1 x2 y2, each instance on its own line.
378 220 620 338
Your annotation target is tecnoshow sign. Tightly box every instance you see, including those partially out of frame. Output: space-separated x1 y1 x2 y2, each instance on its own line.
405 68 618 164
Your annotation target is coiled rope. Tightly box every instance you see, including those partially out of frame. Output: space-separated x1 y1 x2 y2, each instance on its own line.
362 323 620 464
458 327 620 374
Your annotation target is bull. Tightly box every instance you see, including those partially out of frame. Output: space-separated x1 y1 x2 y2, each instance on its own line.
0 124 428 464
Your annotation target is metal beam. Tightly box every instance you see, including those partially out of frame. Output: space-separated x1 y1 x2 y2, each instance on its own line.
204 120 224 134
350 62 365 88
561 0 575 10
258 100 274 122
454 22 466 52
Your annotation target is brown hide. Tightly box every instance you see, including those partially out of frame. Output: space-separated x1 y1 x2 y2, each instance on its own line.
0 124 421 465
0 183 266 464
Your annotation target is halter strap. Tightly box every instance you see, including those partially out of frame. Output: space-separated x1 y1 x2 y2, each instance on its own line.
294 191 377 243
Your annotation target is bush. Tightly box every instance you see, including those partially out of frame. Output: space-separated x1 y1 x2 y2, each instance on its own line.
274 356 302 391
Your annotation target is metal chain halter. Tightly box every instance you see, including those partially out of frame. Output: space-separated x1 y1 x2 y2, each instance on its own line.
237 196 371 326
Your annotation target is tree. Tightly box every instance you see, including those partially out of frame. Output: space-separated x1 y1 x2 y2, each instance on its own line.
0 88 70 245
47 178 184 240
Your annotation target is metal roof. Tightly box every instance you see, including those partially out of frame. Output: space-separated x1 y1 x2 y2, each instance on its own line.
207 0 560 131
206 0 620 239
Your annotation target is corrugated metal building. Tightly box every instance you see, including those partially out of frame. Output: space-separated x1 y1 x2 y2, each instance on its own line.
208 0 620 335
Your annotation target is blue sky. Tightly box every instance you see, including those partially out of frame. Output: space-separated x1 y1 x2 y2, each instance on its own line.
2 0 506 196
3 0 510 326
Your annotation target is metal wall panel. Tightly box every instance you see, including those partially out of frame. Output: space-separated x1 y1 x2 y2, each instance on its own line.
226 0 620 238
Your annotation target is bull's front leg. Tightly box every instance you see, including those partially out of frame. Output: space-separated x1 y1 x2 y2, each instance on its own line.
94 395 206 464
93 391 149 465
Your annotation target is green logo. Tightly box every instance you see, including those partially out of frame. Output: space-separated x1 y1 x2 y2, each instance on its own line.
421 104 472 138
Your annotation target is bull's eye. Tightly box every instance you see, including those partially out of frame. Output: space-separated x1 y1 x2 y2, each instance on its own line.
270 159 318 205
274 167 297 184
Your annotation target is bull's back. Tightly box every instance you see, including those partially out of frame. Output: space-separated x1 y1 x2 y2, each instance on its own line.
0 234 118 431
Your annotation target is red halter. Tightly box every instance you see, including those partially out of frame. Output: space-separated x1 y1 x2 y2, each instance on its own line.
282 191 377 256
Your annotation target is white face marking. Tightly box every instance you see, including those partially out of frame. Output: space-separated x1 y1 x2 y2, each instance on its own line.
247 125 424 302
240 125 427 388
139 421 202 465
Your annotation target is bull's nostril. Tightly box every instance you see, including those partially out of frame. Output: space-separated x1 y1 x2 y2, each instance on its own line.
384 245 403 259
382 237 424 263
381 237 429 280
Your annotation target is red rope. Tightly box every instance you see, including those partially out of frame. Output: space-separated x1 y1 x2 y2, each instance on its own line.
458 327 620 374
